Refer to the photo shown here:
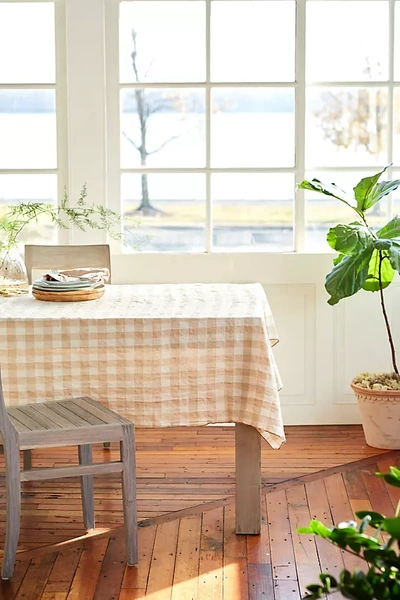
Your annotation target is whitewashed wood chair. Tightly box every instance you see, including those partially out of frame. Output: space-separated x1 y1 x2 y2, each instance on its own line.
23 244 112 468
24 244 111 285
0 370 137 580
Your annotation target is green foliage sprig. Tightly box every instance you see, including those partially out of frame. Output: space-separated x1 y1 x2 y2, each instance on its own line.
298 166 400 375
0 184 127 253
298 467 400 599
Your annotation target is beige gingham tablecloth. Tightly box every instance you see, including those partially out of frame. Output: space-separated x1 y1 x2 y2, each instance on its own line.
0 284 285 448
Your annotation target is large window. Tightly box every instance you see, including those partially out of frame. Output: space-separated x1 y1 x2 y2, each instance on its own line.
114 0 400 252
0 1 64 246
3 1 398 254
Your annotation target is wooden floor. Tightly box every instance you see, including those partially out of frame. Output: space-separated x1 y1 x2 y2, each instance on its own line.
0 425 397 599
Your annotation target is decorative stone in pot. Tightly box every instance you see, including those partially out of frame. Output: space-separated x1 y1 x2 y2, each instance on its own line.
351 382 400 449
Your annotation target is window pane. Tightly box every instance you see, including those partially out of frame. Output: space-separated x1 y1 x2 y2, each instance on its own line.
306 88 388 167
121 89 205 168
0 175 58 245
120 1 205 83
211 1 295 82
392 172 400 215
122 174 206 251
0 3 55 84
211 89 294 168
212 174 294 251
306 1 388 82
396 2 400 81
305 171 387 251
394 88 400 163
0 90 57 169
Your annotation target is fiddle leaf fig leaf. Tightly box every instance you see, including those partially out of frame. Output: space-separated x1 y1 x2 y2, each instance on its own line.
298 179 355 210
325 247 373 305
353 165 392 212
388 243 400 274
333 253 346 266
362 250 394 292
377 216 400 240
327 224 372 254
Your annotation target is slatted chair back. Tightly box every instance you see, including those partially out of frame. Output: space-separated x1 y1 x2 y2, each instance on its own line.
24 244 111 284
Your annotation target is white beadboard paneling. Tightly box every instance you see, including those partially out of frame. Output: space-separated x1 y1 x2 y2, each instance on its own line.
264 284 316 405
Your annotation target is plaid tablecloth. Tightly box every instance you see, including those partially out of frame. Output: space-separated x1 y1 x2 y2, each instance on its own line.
0 284 285 448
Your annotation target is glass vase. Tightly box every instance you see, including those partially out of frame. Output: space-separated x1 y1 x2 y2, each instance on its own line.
0 249 29 295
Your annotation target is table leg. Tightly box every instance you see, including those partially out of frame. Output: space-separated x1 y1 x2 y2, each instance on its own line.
235 422 261 534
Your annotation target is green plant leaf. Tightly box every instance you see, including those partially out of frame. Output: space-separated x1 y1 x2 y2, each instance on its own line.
377 216 400 240
388 243 400 274
333 253 346 266
326 224 373 255
377 472 400 488
362 250 395 292
325 247 373 305
353 165 392 212
356 511 386 528
381 518 400 539
298 179 356 211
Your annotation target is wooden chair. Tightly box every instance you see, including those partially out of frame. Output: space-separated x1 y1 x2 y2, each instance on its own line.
24 244 111 285
0 370 137 580
23 244 112 467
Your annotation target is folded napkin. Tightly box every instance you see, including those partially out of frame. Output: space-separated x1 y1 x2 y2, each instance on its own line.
42 268 110 284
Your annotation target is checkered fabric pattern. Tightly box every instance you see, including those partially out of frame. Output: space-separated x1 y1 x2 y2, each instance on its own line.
0 284 285 448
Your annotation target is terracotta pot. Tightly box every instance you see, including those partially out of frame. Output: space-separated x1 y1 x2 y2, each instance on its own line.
351 382 400 449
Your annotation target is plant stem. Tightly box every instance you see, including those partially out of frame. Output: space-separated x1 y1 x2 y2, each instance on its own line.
378 251 399 375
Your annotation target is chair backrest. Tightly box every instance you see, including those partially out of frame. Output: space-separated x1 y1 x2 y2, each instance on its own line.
24 244 112 284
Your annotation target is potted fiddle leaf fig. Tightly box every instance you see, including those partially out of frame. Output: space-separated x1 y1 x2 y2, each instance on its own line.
298 165 400 449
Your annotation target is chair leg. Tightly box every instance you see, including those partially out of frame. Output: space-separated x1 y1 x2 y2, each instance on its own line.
2 443 21 580
23 449 31 470
120 423 138 566
78 444 95 530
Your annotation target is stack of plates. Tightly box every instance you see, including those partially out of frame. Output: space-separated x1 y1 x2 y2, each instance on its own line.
33 278 94 292
32 278 105 302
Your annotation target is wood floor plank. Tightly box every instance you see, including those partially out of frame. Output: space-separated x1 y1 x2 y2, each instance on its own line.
0 560 31 600
146 519 180 599
93 536 126 600
324 473 365 573
66 539 108 600
121 525 156 591
15 553 57 600
286 485 320 597
246 496 271 566
223 557 248 600
198 507 224 600
171 514 201 600
267 490 297 581
305 478 344 576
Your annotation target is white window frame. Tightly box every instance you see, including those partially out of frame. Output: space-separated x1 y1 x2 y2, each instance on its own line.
41 0 400 252
0 0 68 243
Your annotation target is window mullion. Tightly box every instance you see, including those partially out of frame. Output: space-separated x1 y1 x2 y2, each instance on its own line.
295 0 306 252
205 0 212 253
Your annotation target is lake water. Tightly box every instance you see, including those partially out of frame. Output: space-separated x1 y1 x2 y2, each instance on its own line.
0 111 388 251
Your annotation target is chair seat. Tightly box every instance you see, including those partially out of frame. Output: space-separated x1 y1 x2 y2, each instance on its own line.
7 396 131 449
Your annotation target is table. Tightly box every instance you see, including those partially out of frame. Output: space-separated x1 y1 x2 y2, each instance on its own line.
0 283 285 533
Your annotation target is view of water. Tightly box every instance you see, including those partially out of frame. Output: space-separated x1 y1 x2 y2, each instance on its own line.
0 111 396 252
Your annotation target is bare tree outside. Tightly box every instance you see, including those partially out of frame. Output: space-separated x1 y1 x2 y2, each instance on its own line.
123 29 194 216
314 59 400 157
